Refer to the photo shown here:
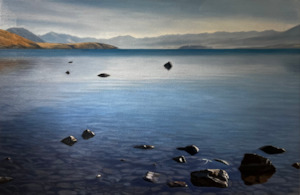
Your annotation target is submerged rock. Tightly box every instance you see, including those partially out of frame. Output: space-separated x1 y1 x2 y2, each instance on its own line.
65 71 70 74
214 159 230 165
0 176 13 184
167 181 188 187
259 145 286 154
134 145 155 149
190 169 229 188
68 61 73 63
164 61 172 70
177 145 199 155
239 153 276 185
143 171 160 183
292 162 300 169
98 73 110 77
82 129 95 139
173 156 187 163
61 136 77 146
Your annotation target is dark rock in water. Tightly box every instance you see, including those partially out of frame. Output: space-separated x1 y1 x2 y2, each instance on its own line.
173 156 186 163
98 73 110 77
65 71 70 74
214 159 230 165
0 176 13 184
68 61 73 63
177 145 199 155
239 153 276 185
134 145 155 149
164 61 172 70
190 169 229 188
259 145 286 154
61 136 77 146
167 181 188 187
3 157 12 161
82 129 95 139
292 162 300 169
143 171 160 183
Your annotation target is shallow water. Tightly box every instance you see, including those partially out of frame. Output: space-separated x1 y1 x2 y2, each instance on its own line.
0 49 299 194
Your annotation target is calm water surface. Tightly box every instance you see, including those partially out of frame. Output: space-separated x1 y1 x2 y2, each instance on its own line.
0 49 299 194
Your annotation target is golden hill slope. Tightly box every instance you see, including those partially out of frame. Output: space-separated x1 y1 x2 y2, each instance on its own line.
0 29 41 49
37 42 117 49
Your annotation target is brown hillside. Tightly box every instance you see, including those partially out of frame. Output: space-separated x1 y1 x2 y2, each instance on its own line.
37 42 117 49
0 29 41 49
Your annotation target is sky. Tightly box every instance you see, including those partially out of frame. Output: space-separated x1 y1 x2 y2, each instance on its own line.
1 0 300 38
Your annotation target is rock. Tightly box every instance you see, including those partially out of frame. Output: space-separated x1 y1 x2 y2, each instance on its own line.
61 136 77 146
259 145 286 154
292 162 300 169
68 61 73 63
134 145 155 149
177 145 199 155
143 171 160 183
0 176 13 184
190 169 229 188
96 174 101 178
81 129 95 139
164 61 172 70
214 159 230 165
239 153 276 185
167 181 188 187
173 156 186 163
65 71 70 74
98 73 110 77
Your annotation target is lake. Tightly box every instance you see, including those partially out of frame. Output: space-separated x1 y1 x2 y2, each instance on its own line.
0 49 299 194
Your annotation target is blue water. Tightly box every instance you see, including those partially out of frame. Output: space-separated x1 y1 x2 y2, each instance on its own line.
0 49 299 194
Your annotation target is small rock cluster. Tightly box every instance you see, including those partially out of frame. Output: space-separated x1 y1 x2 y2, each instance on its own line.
61 129 95 146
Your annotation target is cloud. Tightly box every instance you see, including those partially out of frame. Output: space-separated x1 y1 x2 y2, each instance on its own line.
2 0 300 38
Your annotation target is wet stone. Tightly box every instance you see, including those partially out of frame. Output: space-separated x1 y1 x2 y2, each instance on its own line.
167 181 188 187
190 169 229 188
164 61 172 70
173 156 187 163
177 145 199 155
98 73 110 77
61 136 77 146
134 145 155 149
0 176 13 184
214 159 230 165
259 145 286 154
81 129 95 139
65 71 70 74
292 162 300 169
143 171 160 183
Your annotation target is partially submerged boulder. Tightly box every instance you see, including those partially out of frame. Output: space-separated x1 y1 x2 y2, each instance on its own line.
134 145 155 149
173 156 187 163
177 145 199 155
61 136 77 146
0 176 13 184
98 73 110 77
292 162 300 169
259 145 286 154
143 171 160 183
82 129 95 139
167 181 188 187
65 71 70 74
164 61 172 70
239 153 276 185
190 169 229 188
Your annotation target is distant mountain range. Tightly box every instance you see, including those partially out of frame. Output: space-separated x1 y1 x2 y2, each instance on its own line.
38 24 300 49
7 27 45 43
0 29 117 49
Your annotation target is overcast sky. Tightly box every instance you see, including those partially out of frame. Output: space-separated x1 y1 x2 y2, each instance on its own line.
1 0 300 38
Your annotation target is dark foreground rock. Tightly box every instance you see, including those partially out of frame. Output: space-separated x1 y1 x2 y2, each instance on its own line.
177 145 199 155
190 169 229 188
65 71 70 74
164 61 172 70
143 171 160 183
239 153 276 185
214 159 230 165
82 129 95 139
173 156 186 163
292 162 300 169
0 176 13 184
134 145 155 149
98 73 110 77
259 145 286 154
167 181 188 187
68 61 73 63
61 136 77 146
